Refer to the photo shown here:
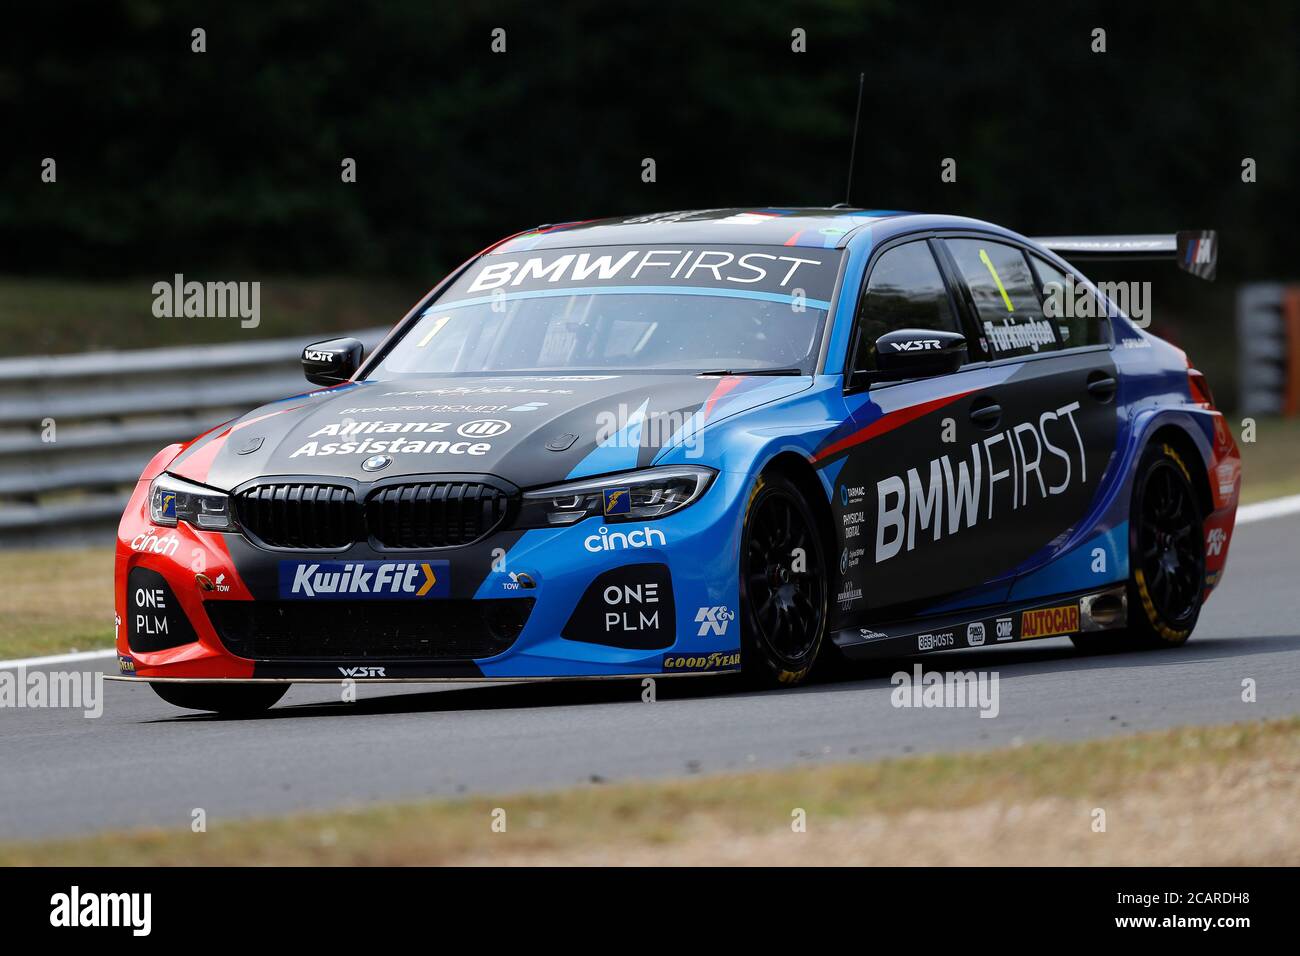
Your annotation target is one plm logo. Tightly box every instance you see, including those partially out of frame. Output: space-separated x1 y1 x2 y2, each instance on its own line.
603 486 631 517
280 561 450 599
695 606 734 637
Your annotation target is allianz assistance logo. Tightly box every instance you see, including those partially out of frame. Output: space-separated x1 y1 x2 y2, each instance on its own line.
279 560 450 599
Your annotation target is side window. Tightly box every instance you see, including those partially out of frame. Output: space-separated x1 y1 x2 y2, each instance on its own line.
945 239 1058 359
1031 255 1109 348
851 241 958 372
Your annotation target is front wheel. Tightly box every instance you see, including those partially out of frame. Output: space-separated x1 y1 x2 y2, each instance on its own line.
739 474 829 686
151 682 289 714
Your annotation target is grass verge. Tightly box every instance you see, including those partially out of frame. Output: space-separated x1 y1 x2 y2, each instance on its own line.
0 276 416 355
2 718 1297 865
1234 417 1300 504
0 548 114 659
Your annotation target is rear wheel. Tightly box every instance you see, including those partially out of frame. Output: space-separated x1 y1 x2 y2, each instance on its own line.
740 474 828 686
151 682 289 714
1071 441 1205 653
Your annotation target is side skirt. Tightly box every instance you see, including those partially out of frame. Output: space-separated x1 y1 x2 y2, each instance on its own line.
832 584 1128 660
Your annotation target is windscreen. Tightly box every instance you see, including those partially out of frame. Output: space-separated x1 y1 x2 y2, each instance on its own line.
368 244 843 378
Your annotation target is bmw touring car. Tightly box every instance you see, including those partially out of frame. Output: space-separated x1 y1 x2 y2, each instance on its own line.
113 208 1239 712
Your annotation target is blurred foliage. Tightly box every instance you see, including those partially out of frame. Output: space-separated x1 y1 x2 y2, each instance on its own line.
2 0 1295 282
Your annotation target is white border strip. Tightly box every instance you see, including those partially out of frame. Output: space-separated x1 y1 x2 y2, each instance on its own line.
1236 493 1300 525
3 495 1299 673
0 648 116 670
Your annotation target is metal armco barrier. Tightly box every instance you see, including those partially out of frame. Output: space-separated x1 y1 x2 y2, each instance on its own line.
0 329 386 547
1237 283 1300 416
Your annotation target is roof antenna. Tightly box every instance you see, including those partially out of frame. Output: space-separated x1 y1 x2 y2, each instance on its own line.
838 72 865 208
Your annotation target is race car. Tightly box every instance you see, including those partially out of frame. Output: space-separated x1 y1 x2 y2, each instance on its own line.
113 208 1240 713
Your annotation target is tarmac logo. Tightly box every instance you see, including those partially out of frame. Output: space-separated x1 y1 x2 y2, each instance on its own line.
280 561 450 600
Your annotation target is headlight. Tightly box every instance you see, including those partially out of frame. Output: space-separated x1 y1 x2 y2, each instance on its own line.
148 473 234 531
515 466 716 529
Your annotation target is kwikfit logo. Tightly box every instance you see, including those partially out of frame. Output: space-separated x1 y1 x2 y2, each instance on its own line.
279 561 449 600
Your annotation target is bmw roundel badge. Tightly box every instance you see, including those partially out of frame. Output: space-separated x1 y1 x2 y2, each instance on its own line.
361 454 392 472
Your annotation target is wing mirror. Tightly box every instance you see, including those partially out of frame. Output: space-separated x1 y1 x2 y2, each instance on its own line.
302 337 364 386
870 329 967 382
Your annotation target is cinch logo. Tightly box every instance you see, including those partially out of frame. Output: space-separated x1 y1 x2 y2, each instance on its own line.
1021 603 1080 639
130 529 179 556
279 561 450 600
583 525 666 553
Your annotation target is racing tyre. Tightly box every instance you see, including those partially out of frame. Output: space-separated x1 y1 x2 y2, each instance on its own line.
151 682 289 715
1072 442 1205 653
740 474 829 686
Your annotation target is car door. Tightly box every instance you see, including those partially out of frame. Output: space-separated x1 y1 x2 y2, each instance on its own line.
827 237 1017 627
936 235 1120 593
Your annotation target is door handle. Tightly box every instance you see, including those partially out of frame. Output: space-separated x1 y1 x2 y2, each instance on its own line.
1087 373 1118 403
969 399 1002 430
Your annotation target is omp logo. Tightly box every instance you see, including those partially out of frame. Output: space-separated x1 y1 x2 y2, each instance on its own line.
995 617 1014 641
457 418 510 438
1021 603 1080 639
338 666 386 678
890 339 942 351
50 886 151 936
695 606 735 637
280 561 449 600
584 525 667 553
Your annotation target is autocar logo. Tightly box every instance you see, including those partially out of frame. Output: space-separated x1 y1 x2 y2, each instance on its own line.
362 454 392 472
603 487 631 516
457 419 511 439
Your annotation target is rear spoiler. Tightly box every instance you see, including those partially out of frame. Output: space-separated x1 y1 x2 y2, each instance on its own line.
1031 230 1217 281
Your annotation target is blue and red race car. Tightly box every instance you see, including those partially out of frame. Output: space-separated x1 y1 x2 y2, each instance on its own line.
114 208 1240 713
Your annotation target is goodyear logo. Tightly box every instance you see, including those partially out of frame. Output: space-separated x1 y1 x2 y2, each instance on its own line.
118 654 136 674
159 492 177 520
279 561 450 600
662 651 741 673
1021 603 1080 639
602 487 631 517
